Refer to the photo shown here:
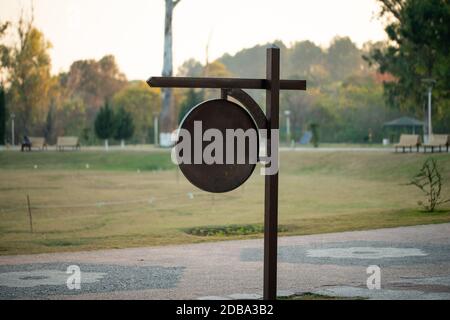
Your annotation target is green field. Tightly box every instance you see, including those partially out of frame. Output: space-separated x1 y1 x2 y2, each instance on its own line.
0 150 449 255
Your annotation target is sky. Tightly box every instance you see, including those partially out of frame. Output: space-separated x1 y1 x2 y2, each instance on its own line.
0 0 387 80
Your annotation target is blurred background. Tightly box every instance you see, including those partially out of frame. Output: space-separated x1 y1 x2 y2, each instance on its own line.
1 0 448 146
0 0 449 256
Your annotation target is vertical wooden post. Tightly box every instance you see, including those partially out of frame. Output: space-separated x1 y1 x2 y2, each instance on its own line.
26 194 33 233
264 46 280 300
147 48 306 300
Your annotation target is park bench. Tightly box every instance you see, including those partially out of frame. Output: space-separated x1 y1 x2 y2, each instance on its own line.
56 136 80 151
423 134 449 153
394 134 421 153
29 137 47 150
21 137 47 151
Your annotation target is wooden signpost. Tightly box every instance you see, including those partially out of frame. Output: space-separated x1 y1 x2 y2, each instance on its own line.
148 46 306 300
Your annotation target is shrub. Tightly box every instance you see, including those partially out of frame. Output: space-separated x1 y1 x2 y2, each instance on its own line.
309 123 319 148
183 224 290 236
409 158 450 212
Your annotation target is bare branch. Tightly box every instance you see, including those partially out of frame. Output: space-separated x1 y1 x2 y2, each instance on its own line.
410 158 448 212
0 22 9 35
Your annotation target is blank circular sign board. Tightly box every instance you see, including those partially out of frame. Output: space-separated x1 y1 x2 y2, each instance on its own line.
177 99 258 193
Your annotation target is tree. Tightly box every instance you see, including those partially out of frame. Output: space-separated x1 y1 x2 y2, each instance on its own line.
114 106 134 148
0 21 10 84
288 40 324 78
44 102 55 144
368 0 450 130
94 102 115 150
0 14 54 134
177 59 203 77
61 55 127 123
55 97 89 143
160 0 182 147
112 81 161 143
204 61 231 78
0 86 5 145
178 89 204 123
409 158 450 212
219 41 288 78
327 36 365 81
309 123 320 148
203 61 232 100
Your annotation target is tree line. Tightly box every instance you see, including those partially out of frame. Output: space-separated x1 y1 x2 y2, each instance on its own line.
177 38 401 143
0 14 160 146
0 0 448 146
368 0 449 133
176 0 449 143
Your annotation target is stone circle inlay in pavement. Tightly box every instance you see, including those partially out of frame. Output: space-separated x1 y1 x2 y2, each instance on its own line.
240 241 450 266
0 263 184 300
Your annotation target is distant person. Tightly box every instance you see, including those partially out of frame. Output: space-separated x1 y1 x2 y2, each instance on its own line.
21 135 31 152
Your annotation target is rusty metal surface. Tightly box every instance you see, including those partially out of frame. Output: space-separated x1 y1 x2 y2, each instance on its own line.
177 99 258 193
221 88 268 131
147 76 306 91
264 46 280 300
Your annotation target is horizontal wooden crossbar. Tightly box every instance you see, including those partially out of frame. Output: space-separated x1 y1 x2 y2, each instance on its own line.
147 77 306 91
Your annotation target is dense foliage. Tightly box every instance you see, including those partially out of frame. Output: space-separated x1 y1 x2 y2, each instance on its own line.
94 103 115 141
1 1 448 145
180 37 403 143
112 81 160 144
114 107 135 142
368 0 450 133
0 17 53 136
0 86 5 145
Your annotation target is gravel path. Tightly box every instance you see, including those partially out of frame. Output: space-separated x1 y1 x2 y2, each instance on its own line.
1 223 449 300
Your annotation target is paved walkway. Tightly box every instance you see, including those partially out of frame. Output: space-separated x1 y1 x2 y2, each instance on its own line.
1 223 450 300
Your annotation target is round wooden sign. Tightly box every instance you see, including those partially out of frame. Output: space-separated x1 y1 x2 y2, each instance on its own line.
176 99 258 193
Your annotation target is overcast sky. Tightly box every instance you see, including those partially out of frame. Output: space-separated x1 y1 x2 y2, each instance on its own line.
0 0 387 80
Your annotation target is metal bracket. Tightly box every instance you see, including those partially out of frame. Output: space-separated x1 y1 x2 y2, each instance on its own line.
221 88 267 131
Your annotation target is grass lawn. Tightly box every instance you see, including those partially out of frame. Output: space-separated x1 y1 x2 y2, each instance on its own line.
0 150 449 255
